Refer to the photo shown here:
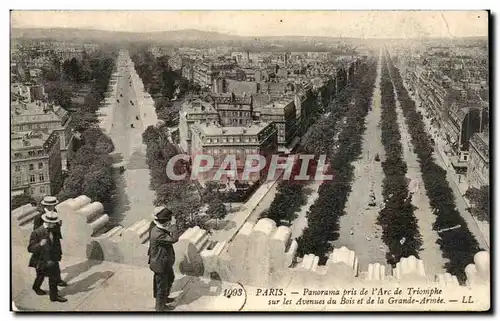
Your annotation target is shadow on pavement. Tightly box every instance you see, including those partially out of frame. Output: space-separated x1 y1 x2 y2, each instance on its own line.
61 259 103 283
59 271 115 296
173 276 223 307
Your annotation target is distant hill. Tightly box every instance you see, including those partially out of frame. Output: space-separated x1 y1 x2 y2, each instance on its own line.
12 27 485 50
11 27 352 44
11 27 246 43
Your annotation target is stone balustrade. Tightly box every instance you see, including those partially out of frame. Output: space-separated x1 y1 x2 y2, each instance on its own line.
12 203 41 246
11 195 490 294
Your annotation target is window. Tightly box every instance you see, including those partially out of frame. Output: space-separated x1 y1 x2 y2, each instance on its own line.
14 153 21 158
28 151 35 157
15 176 21 186
40 185 46 194
39 174 45 182
29 175 35 183
15 165 20 172
29 164 34 170
38 162 44 169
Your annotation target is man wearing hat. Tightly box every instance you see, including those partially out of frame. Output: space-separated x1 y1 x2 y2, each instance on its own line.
27 205 67 302
148 207 179 311
31 196 68 289
33 196 60 231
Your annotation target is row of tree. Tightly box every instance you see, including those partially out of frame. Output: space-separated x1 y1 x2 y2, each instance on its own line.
130 49 182 127
263 156 319 226
264 63 354 228
130 48 232 232
378 59 422 266
50 51 118 209
142 125 229 233
71 54 117 132
464 185 490 223
142 124 201 231
57 128 116 210
265 62 356 228
42 51 117 112
296 59 378 262
387 53 481 283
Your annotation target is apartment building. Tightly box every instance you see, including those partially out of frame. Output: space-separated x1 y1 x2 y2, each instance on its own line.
11 131 62 199
211 93 253 127
467 132 489 188
190 121 277 183
11 100 73 170
179 99 219 153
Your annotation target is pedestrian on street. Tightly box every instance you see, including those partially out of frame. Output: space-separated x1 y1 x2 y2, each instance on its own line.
27 207 67 302
31 196 68 289
148 207 179 311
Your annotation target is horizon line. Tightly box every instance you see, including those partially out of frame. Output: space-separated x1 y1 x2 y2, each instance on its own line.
11 26 488 40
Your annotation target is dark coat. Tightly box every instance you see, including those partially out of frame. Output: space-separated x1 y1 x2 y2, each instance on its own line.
28 225 63 271
148 222 178 273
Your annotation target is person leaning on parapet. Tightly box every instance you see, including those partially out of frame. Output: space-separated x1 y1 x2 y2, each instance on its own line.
148 207 179 311
27 206 68 302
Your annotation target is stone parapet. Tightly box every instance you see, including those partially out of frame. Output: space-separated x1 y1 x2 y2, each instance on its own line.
13 195 213 275
12 203 41 247
12 195 491 293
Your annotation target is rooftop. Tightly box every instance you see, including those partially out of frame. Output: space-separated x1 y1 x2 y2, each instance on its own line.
11 101 68 124
256 99 295 115
192 121 272 137
11 131 50 151
181 99 217 115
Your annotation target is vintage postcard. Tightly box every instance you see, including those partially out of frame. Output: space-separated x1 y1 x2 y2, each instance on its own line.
10 10 490 312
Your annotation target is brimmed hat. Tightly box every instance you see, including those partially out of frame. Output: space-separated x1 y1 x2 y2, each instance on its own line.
153 206 173 221
41 196 59 207
41 211 61 224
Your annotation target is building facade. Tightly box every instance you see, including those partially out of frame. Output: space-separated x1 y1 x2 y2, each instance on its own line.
467 132 489 189
11 131 62 199
11 100 73 170
190 121 277 183
211 93 253 127
257 98 300 150
179 99 219 153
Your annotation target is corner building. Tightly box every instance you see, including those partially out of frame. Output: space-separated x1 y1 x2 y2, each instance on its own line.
190 121 277 183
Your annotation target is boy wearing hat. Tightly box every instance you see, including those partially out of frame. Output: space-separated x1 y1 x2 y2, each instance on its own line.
148 207 179 311
27 209 67 302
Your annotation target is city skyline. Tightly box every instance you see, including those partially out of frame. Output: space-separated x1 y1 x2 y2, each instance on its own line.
11 11 488 39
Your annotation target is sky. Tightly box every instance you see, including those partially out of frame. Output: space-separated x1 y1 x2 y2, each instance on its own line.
11 11 488 38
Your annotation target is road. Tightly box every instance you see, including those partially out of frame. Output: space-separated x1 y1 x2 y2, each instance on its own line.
333 49 388 270
399 73 489 251
389 64 446 275
106 50 157 228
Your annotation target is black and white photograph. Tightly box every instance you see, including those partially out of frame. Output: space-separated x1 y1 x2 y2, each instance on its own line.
9 10 491 312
